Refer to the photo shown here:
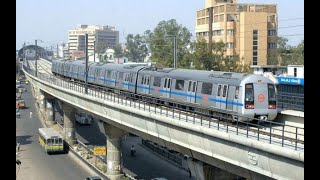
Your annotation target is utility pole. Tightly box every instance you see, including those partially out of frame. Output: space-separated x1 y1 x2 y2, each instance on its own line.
35 40 38 77
57 44 59 59
85 33 88 94
93 40 96 62
173 36 177 68
208 7 213 55
165 35 177 68
23 42 26 60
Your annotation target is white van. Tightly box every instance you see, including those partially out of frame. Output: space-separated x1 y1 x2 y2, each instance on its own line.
75 111 93 125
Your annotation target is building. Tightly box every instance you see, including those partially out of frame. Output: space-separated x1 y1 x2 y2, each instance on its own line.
68 25 119 59
251 65 286 76
195 0 277 65
276 65 304 112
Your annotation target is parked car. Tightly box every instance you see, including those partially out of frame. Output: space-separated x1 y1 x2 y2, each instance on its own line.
85 176 101 180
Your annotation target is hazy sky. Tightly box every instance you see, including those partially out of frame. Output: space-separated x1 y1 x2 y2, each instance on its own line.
16 0 304 50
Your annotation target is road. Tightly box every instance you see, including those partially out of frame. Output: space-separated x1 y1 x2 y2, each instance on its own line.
54 101 193 180
16 82 98 180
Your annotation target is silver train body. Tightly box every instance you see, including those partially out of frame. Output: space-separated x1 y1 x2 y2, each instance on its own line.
52 60 278 121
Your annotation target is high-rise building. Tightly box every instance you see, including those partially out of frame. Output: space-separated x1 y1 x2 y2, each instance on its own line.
195 0 277 65
68 25 119 59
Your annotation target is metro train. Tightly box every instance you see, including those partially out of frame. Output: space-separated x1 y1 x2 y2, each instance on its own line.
51 60 277 121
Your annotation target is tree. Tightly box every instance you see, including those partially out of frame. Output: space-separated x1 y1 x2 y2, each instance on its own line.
125 34 148 62
95 43 107 62
191 38 212 70
145 19 192 67
274 37 304 66
291 40 304 65
113 44 124 58
191 38 251 73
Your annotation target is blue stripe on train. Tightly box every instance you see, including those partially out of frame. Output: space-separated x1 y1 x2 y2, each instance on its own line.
65 75 243 106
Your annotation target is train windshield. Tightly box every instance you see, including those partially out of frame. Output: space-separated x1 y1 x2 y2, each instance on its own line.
268 84 276 109
245 83 254 108
268 84 276 101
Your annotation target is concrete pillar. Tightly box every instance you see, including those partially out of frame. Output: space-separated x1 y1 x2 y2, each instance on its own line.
45 99 55 125
103 123 126 180
37 90 46 114
186 158 239 180
62 102 76 145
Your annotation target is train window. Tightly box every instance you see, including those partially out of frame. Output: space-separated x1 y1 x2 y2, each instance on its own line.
141 76 144 84
217 85 221 96
188 81 192 91
222 85 228 97
146 77 150 85
201 83 212 95
168 79 171 88
175 80 185 91
164 78 167 88
107 71 111 78
153 77 161 87
235 87 239 99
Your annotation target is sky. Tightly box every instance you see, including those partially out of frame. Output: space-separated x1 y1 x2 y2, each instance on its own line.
16 0 304 50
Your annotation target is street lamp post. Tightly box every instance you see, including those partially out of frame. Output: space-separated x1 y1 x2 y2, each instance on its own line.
34 39 43 77
85 33 89 94
35 40 38 77
165 35 177 68
93 40 96 62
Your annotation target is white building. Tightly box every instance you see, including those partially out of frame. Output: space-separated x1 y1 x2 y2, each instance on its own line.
68 25 119 59
286 65 304 78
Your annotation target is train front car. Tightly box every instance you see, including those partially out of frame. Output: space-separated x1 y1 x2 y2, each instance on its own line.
240 74 277 121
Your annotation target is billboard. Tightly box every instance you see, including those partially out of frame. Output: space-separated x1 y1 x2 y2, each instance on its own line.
72 51 85 58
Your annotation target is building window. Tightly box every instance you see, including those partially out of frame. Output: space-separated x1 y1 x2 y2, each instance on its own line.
268 43 276 49
253 30 258 65
268 30 277 36
253 51 258 56
227 43 234 49
253 56 258 65
213 30 224 36
227 29 234 36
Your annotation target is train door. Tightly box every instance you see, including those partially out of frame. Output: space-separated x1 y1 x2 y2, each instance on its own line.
221 85 228 109
233 87 240 112
162 78 171 98
111 71 117 87
216 84 222 108
253 83 268 110
226 86 235 111
187 80 197 103
123 73 130 90
143 75 150 94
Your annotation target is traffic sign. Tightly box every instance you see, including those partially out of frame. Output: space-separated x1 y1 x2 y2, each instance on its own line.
93 146 106 155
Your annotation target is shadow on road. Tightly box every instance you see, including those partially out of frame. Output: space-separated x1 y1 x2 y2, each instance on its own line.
16 135 33 145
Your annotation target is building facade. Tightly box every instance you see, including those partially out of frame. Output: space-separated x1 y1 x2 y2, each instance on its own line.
68 25 119 59
195 0 277 65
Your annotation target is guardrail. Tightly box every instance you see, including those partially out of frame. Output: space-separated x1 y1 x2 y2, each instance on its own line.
23 64 304 151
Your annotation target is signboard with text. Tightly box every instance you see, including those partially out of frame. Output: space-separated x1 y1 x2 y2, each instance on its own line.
277 77 304 85
93 146 106 156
